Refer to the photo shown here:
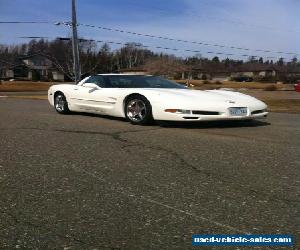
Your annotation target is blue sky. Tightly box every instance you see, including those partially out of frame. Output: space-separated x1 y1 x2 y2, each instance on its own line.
0 0 299 60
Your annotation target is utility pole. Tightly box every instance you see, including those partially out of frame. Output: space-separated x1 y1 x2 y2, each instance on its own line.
71 0 81 83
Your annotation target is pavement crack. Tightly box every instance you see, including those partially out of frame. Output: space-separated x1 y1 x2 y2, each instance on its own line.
116 133 299 206
16 127 297 205
5 127 298 204
12 127 161 144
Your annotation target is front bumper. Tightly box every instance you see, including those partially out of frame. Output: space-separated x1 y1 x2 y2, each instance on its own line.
152 106 268 121
48 89 54 106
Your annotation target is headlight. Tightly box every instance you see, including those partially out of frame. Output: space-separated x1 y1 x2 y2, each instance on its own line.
165 109 192 114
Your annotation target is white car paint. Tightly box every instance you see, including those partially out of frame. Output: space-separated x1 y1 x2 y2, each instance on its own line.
48 74 268 121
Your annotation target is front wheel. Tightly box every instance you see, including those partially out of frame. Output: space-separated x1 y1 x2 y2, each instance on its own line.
54 93 70 114
125 95 153 125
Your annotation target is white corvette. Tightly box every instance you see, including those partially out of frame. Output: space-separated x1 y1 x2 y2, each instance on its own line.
48 74 268 125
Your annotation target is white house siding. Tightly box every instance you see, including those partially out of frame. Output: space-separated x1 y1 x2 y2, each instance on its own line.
52 71 65 81
6 69 14 78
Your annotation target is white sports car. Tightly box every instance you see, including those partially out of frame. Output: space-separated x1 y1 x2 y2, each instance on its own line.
48 74 268 125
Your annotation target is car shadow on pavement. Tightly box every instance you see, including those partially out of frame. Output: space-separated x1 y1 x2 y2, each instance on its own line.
71 112 126 122
156 119 271 129
70 112 270 129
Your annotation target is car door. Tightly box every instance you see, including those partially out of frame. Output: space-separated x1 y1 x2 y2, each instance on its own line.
70 75 117 115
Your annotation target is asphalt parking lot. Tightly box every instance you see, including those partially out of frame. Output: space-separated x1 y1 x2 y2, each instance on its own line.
0 98 299 249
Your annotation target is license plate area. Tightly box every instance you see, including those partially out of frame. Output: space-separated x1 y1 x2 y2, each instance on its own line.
229 107 248 116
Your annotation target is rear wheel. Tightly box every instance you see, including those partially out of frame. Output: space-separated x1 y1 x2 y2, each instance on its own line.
125 95 153 125
54 93 69 114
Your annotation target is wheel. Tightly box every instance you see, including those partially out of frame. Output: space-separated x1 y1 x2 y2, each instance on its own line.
54 93 69 114
125 95 153 125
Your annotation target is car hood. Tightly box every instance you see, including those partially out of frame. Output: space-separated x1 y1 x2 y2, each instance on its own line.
142 88 266 109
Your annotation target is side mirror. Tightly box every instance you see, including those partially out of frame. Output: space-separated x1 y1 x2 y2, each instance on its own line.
83 83 100 90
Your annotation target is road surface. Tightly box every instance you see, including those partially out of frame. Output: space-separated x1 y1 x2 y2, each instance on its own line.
0 98 299 249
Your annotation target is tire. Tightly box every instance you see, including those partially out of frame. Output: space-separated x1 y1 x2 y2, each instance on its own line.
54 93 70 114
125 95 153 125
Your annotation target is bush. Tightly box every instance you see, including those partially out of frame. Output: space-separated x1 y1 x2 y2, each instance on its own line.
215 80 222 85
203 80 210 84
256 76 278 83
32 70 41 81
47 71 53 81
231 76 253 82
264 85 277 91
201 74 207 80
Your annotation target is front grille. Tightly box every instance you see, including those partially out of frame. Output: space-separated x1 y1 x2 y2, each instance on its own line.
251 109 265 115
192 110 220 115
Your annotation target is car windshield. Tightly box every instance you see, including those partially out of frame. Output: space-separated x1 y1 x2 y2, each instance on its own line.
101 75 187 89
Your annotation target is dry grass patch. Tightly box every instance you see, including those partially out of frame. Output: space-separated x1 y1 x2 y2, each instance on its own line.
9 95 48 100
263 85 278 91
176 80 293 91
0 82 53 92
262 99 300 113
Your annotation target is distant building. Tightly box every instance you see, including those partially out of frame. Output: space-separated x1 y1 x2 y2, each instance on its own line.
231 65 277 78
189 64 300 82
190 66 231 81
21 54 65 81
0 54 65 81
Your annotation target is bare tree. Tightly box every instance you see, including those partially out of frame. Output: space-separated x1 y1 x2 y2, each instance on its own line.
144 56 188 78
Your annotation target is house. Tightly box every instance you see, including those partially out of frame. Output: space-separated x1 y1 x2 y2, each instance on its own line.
230 65 277 78
189 64 300 82
0 54 65 81
189 65 231 81
0 64 28 80
21 54 65 81
230 64 300 82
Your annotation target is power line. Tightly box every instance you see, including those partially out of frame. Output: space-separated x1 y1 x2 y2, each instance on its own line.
19 36 49 39
18 36 287 60
92 39 285 60
77 23 300 57
1 20 299 57
125 0 300 34
0 21 52 24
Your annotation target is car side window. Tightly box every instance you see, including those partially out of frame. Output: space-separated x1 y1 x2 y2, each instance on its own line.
108 77 133 88
84 75 106 88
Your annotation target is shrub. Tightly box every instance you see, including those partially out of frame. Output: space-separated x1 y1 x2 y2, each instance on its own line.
32 70 41 81
215 80 222 85
47 71 53 81
201 74 207 80
264 85 277 91
203 80 210 84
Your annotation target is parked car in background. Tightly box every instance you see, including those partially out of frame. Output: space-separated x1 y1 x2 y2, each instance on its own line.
294 82 300 92
231 76 253 82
